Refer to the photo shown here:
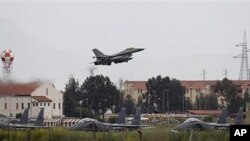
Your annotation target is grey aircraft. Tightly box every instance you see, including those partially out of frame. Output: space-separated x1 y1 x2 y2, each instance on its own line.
92 47 144 65
173 107 244 131
0 108 45 129
68 107 148 131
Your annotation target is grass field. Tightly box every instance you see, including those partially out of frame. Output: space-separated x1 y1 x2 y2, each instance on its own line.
0 127 229 141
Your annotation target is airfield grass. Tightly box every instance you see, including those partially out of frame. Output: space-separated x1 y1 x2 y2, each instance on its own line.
0 127 229 141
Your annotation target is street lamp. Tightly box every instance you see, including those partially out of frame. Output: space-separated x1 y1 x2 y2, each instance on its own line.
147 93 151 114
79 100 83 118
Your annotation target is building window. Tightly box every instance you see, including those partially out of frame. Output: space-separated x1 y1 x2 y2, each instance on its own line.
48 103 50 106
21 103 24 109
16 103 19 110
33 102 35 107
28 103 30 109
53 103 55 109
36 103 38 106
59 103 61 109
4 103 7 110
44 103 46 106
40 103 42 106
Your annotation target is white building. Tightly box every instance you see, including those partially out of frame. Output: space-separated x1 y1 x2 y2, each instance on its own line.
0 82 63 119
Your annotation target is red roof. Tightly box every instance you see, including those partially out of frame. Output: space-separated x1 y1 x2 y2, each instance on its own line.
0 82 41 96
188 110 222 116
124 81 147 91
32 96 52 102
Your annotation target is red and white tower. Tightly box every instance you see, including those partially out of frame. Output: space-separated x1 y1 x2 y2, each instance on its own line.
1 49 14 79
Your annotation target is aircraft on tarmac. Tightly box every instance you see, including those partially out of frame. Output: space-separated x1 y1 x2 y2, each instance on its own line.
68 107 148 131
173 107 244 131
91 47 144 65
0 108 45 129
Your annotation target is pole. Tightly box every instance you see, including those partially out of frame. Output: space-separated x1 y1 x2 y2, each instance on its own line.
147 94 150 114
162 89 164 114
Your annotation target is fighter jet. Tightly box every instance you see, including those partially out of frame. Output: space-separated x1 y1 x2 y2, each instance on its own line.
0 108 45 129
173 107 244 131
92 48 144 65
68 107 148 131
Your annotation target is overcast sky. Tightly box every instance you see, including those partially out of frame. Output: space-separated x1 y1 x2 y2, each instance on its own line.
0 0 250 90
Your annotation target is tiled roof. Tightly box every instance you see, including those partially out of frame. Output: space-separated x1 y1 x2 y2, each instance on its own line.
124 80 250 91
32 96 52 102
0 82 41 96
124 81 147 90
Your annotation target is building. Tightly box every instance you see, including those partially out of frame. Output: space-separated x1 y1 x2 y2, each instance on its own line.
123 81 147 103
0 82 63 119
124 80 250 107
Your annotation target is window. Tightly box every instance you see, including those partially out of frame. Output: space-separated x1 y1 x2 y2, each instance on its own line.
4 103 7 110
21 103 24 109
44 103 46 106
36 103 38 106
48 103 50 106
33 102 35 107
40 103 42 106
53 103 55 109
28 103 30 109
59 103 61 109
16 103 19 110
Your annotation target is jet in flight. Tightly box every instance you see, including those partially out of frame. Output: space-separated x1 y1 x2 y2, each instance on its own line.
68 107 148 131
173 107 243 131
92 48 144 65
0 108 45 129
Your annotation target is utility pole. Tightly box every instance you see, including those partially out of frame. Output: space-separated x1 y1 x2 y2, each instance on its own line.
234 30 249 80
162 89 165 114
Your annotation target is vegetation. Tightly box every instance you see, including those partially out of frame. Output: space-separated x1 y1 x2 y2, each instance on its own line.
214 78 246 113
195 93 218 110
0 128 229 141
63 75 121 119
143 75 185 113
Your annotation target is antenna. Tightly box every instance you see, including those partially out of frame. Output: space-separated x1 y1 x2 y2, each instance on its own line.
233 30 249 80
224 69 228 78
202 69 206 80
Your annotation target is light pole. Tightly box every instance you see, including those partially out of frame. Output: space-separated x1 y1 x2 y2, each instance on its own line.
166 89 169 114
162 89 165 114
79 100 83 118
147 93 150 114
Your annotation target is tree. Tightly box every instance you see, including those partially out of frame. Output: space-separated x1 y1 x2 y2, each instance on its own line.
145 75 185 113
63 77 81 117
123 95 135 115
195 93 218 110
214 78 244 113
80 75 120 120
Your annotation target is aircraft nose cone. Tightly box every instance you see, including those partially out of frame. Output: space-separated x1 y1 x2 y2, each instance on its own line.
137 48 144 51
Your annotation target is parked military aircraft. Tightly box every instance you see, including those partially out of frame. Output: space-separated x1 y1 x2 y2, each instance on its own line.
92 47 144 65
68 107 148 131
173 107 243 131
0 108 45 129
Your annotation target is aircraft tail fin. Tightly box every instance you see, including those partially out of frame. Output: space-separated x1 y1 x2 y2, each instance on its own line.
35 108 44 126
131 107 141 126
234 106 243 125
92 49 106 57
115 108 126 124
18 108 29 124
217 108 227 124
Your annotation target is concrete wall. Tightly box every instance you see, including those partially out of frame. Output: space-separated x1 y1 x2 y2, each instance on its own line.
31 83 63 118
